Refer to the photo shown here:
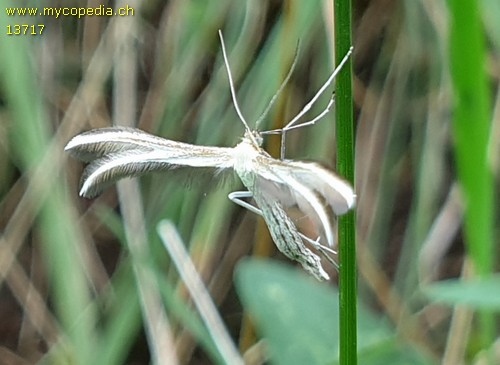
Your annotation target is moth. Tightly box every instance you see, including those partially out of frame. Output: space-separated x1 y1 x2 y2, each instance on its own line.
65 31 355 280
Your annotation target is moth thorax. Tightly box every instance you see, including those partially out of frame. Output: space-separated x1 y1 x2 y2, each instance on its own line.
233 136 261 188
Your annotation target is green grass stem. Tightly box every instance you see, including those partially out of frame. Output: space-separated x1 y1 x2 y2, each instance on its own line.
449 0 494 350
334 0 357 364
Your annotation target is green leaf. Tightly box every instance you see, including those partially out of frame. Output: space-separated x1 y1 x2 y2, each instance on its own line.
423 275 500 309
235 259 435 365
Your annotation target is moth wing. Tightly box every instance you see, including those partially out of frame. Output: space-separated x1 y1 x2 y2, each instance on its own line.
274 160 356 215
65 127 199 161
65 128 235 198
255 157 336 247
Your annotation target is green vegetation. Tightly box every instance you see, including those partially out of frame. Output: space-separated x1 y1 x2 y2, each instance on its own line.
0 1 498 364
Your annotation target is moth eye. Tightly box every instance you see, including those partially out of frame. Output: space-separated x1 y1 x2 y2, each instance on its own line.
253 131 263 146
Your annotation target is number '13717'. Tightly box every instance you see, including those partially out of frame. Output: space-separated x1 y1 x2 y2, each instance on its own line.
7 24 45 35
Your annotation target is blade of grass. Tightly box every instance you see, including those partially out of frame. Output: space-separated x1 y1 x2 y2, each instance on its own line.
113 14 179 363
334 0 357 364
157 220 244 365
448 0 493 276
448 0 494 350
0 12 96 364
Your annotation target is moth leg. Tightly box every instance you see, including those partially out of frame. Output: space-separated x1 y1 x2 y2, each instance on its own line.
261 47 353 159
229 191 339 269
300 235 339 270
230 190 334 248
259 94 335 160
302 235 337 255
228 191 261 216
281 95 335 133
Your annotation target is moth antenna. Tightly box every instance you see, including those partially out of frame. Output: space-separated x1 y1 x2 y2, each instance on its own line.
218 30 259 146
255 40 301 130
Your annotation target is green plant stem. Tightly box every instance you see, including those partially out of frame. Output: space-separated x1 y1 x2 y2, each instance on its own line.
334 0 357 364
448 0 494 350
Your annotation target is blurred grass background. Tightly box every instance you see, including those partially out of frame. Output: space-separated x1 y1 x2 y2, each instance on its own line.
0 0 499 364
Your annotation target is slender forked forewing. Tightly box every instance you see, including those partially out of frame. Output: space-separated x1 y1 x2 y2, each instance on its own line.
276 160 356 215
254 156 355 247
65 127 235 198
65 127 174 161
65 127 226 161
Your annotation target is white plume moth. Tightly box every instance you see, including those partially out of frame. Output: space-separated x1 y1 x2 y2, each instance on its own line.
65 31 355 281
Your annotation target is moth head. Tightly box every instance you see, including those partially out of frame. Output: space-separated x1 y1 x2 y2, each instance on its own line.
243 129 263 147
